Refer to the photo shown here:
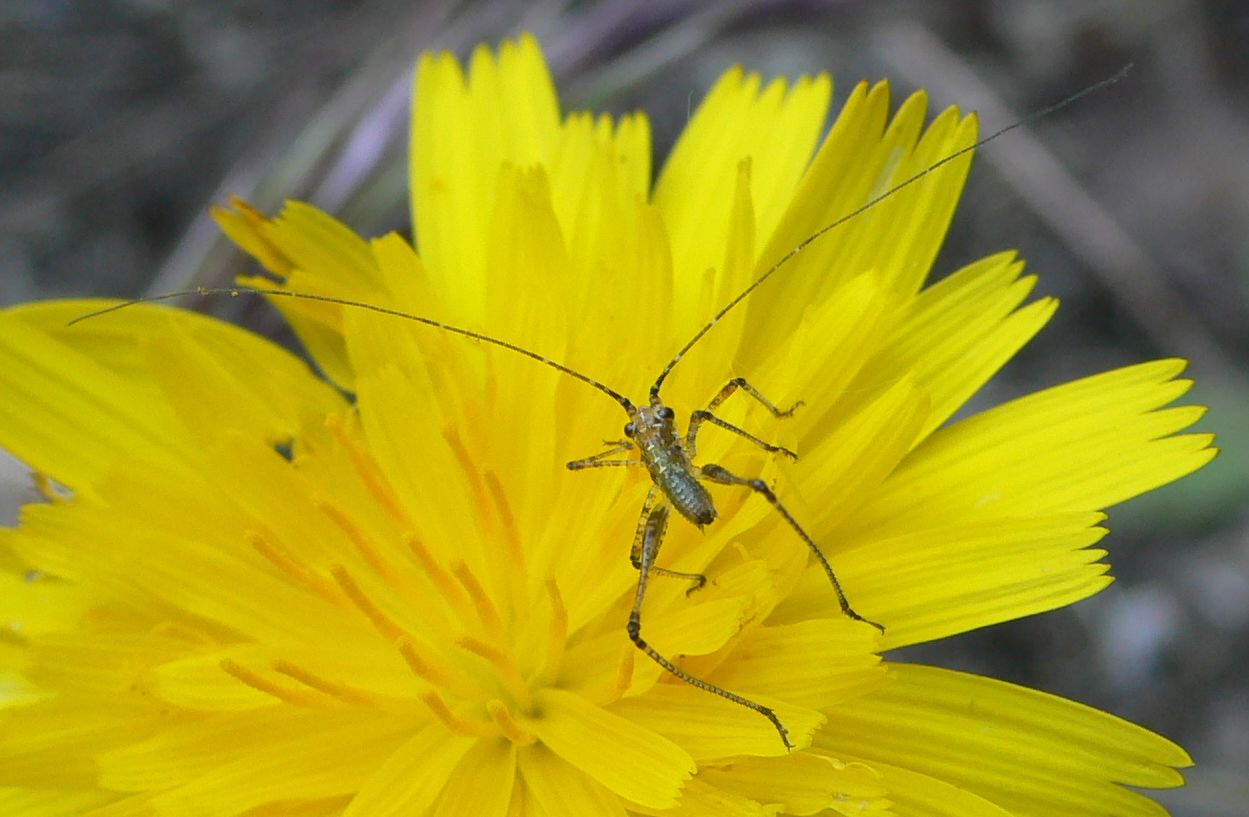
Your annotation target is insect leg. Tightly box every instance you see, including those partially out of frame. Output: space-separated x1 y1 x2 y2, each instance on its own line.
700 463 884 633
630 487 705 593
687 377 802 460
567 460 642 471
567 440 637 471
709 377 804 418
628 495 792 749
687 412 798 461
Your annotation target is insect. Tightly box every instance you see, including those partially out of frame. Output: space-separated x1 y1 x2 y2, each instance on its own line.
72 68 1128 748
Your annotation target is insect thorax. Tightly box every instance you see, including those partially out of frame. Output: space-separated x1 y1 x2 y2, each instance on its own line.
628 401 717 527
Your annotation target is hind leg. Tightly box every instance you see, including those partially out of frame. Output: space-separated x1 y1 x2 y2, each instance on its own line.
700 463 883 633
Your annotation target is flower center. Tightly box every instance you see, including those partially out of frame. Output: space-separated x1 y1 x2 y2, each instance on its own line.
222 412 565 747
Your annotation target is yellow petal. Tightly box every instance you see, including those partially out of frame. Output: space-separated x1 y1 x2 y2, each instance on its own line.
0 300 343 490
26 631 190 701
140 307 344 448
548 111 651 290
708 618 882 707
847 360 1215 539
806 512 1113 648
699 753 889 816
817 664 1190 817
0 569 90 637
481 165 574 361
747 85 974 333
430 737 516 817
216 199 386 388
0 698 161 788
99 709 335 792
872 102 978 296
865 251 1054 438
609 681 825 762
516 743 628 817
0 305 192 488
524 687 694 809
626 778 773 817
341 725 474 817
211 197 292 276
412 34 560 311
262 200 380 291
143 717 404 814
0 788 116 817
747 80 887 324
799 374 928 539
654 68 831 303
871 761 1014 817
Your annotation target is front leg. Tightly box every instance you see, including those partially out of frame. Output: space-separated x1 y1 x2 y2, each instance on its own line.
687 377 802 459
567 439 639 471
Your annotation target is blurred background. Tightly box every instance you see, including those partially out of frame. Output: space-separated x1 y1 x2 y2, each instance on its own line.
0 1 1245 813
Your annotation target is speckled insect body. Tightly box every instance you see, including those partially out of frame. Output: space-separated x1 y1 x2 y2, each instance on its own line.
628 402 715 527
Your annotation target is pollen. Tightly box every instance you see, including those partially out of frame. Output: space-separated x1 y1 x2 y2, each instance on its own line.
457 636 534 711
325 412 413 527
329 563 407 642
273 659 381 708
487 699 537 745
247 528 347 606
220 659 327 709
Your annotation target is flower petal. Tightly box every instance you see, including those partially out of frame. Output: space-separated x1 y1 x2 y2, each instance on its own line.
524 687 694 809
0 300 343 490
798 373 928 539
609 682 825 762
0 570 90 637
627 778 772 817
846 360 1215 539
0 699 160 789
708 618 883 707
654 67 831 302
142 716 405 815
871 761 1014 817
746 85 975 338
793 512 1114 648
817 664 1190 817
517 743 628 817
0 789 116 817
0 306 191 488
699 753 889 816
412 34 560 310
214 199 386 389
342 725 474 817
864 251 1055 439
430 737 516 817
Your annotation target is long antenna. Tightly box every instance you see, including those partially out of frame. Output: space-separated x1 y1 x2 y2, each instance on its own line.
73 66 1130 413
648 63 1132 400
70 288 637 412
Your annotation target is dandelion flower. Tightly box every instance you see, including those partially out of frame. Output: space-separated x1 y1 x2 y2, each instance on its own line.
0 34 1215 817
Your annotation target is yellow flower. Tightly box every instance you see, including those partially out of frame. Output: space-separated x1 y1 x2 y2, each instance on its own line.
0 33 1214 817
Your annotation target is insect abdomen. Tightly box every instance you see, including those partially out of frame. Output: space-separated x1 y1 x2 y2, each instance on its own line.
658 467 716 527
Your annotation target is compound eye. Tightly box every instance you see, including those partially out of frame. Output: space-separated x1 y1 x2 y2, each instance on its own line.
658 406 676 421
624 422 636 437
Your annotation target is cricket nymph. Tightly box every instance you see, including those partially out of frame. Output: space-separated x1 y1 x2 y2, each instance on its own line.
626 401 716 528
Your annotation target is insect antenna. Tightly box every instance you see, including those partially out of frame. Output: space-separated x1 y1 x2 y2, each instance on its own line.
648 63 1132 401
69 288 637 412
